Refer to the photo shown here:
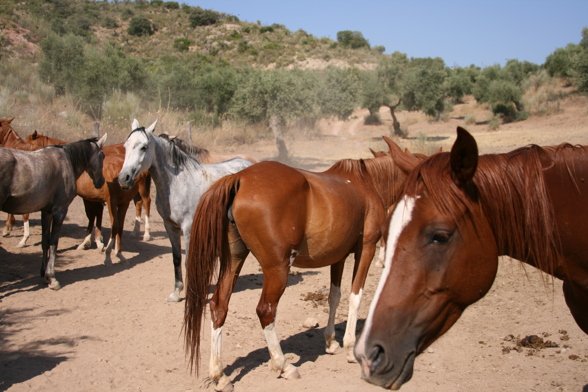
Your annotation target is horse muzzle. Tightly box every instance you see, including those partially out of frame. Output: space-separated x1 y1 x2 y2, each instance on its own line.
93 177 105 189
355 340 416 390
118 171 135 190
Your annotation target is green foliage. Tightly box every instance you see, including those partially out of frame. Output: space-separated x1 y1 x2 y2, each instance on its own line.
259 26 274 34
102 17 120 29
38 33 86 95
231 68 318 124
373 45 385 54
127 16 156 37
189 8 219 28
447 68 473 103
336 30 370 49
165 1 180 9
316 67 361 120
401 58 447 117
360 70 387 116
173 38 192 52
121 8 134 20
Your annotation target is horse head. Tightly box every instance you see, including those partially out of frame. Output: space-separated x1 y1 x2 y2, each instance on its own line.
119 119 158 190
354 127 499 389
88 134 107 189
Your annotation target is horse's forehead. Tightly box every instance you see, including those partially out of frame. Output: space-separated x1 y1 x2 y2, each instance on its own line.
126 129 149 147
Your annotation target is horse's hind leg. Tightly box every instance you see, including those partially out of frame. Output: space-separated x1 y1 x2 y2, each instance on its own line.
78 200 97 250
563 281 588 334
131 192 142 237
208 228 249 391
324 258 346 354
16 214 30 248
255 249 300 381
2 213 15 237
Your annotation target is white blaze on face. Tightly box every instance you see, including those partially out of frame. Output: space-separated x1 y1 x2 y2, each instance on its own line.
355 196 417 354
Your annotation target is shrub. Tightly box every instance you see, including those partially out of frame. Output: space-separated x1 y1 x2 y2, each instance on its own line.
173 38 192 52
189 8 219 28
488 114 501 130
127 16 156 37
492 102 516 120
164 1 180 9
464 115 476 125
102 17 120 29
259 26 274 34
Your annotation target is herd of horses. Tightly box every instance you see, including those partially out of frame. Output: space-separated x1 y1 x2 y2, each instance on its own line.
1 117 587 390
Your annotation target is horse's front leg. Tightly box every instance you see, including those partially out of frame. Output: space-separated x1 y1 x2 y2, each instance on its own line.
343 243 376 363
41 210 66 290
257 261 300 380
324 258 346 354
164 223 183 303
112 201 131 263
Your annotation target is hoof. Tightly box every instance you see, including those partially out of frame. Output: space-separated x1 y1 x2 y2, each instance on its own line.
104 257 112 266
166 293 181 303
214 375 233 392
2 232 9 237
48 280 61 290
325 340 341 355
142 234 151 242
16 241 26 248
281 363 301 380
346 350 358 363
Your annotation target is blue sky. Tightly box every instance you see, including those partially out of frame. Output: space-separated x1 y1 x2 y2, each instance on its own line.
183 0 588 68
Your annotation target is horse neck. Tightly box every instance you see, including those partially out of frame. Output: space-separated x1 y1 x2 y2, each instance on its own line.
2 129 38 151
474 151 562 276
362 157 405 207
147 134 191 185
61 141 95 179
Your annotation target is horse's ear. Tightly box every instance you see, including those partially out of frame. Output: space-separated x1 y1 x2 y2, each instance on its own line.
8 118 13 124
404 147 411 154
146 119 158 134
97 133 107 148
169 135 177 140
32 130 38 138
131 119 140 130
383 135 420 174
450 127 478 185
369 148 377 157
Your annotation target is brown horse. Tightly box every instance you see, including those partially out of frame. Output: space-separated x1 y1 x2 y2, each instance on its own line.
183 137 410 391
0 118 39 246
355 127 588 390
25 131 153 245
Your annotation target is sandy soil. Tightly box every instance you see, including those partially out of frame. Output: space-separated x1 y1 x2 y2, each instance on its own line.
1 95 588 392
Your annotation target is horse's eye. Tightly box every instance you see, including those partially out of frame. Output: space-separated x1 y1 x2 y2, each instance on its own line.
141 146 147 151
431 232 451 244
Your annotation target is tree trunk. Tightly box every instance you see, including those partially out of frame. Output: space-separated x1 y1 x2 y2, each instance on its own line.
384 99 404 138
270 114 289 162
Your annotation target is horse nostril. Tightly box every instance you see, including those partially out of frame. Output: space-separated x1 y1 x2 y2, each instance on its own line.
368 344 386 375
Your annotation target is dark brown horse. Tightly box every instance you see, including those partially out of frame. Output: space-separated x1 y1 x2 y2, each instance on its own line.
0 118 39 246
355 127 588 390
184 137 409 391
25 131 153 246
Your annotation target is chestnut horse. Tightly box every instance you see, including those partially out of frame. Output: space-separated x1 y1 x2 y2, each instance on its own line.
0 118 38 246
25 131 153 247
0 135 106 289
183 136 408 391
355 127 588 390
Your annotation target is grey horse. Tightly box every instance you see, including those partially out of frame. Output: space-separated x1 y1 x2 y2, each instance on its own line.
118 120 253 302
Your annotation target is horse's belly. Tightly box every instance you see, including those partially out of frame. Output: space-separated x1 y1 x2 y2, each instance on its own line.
2 195 52 214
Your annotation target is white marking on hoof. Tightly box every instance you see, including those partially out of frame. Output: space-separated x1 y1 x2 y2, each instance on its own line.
166 292 181 303
281 363 301 380
48 279 61 290
214 374 233 392
325 340 341 355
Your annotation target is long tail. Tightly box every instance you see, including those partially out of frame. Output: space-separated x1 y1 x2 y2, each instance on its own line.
184 173 240 373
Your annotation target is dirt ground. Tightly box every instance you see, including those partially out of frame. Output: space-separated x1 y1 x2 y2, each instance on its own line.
1 96 588 392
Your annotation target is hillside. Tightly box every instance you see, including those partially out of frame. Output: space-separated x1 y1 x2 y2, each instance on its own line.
0 1 383 68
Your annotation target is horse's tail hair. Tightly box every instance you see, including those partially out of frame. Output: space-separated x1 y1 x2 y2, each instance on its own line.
184 173 240 374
